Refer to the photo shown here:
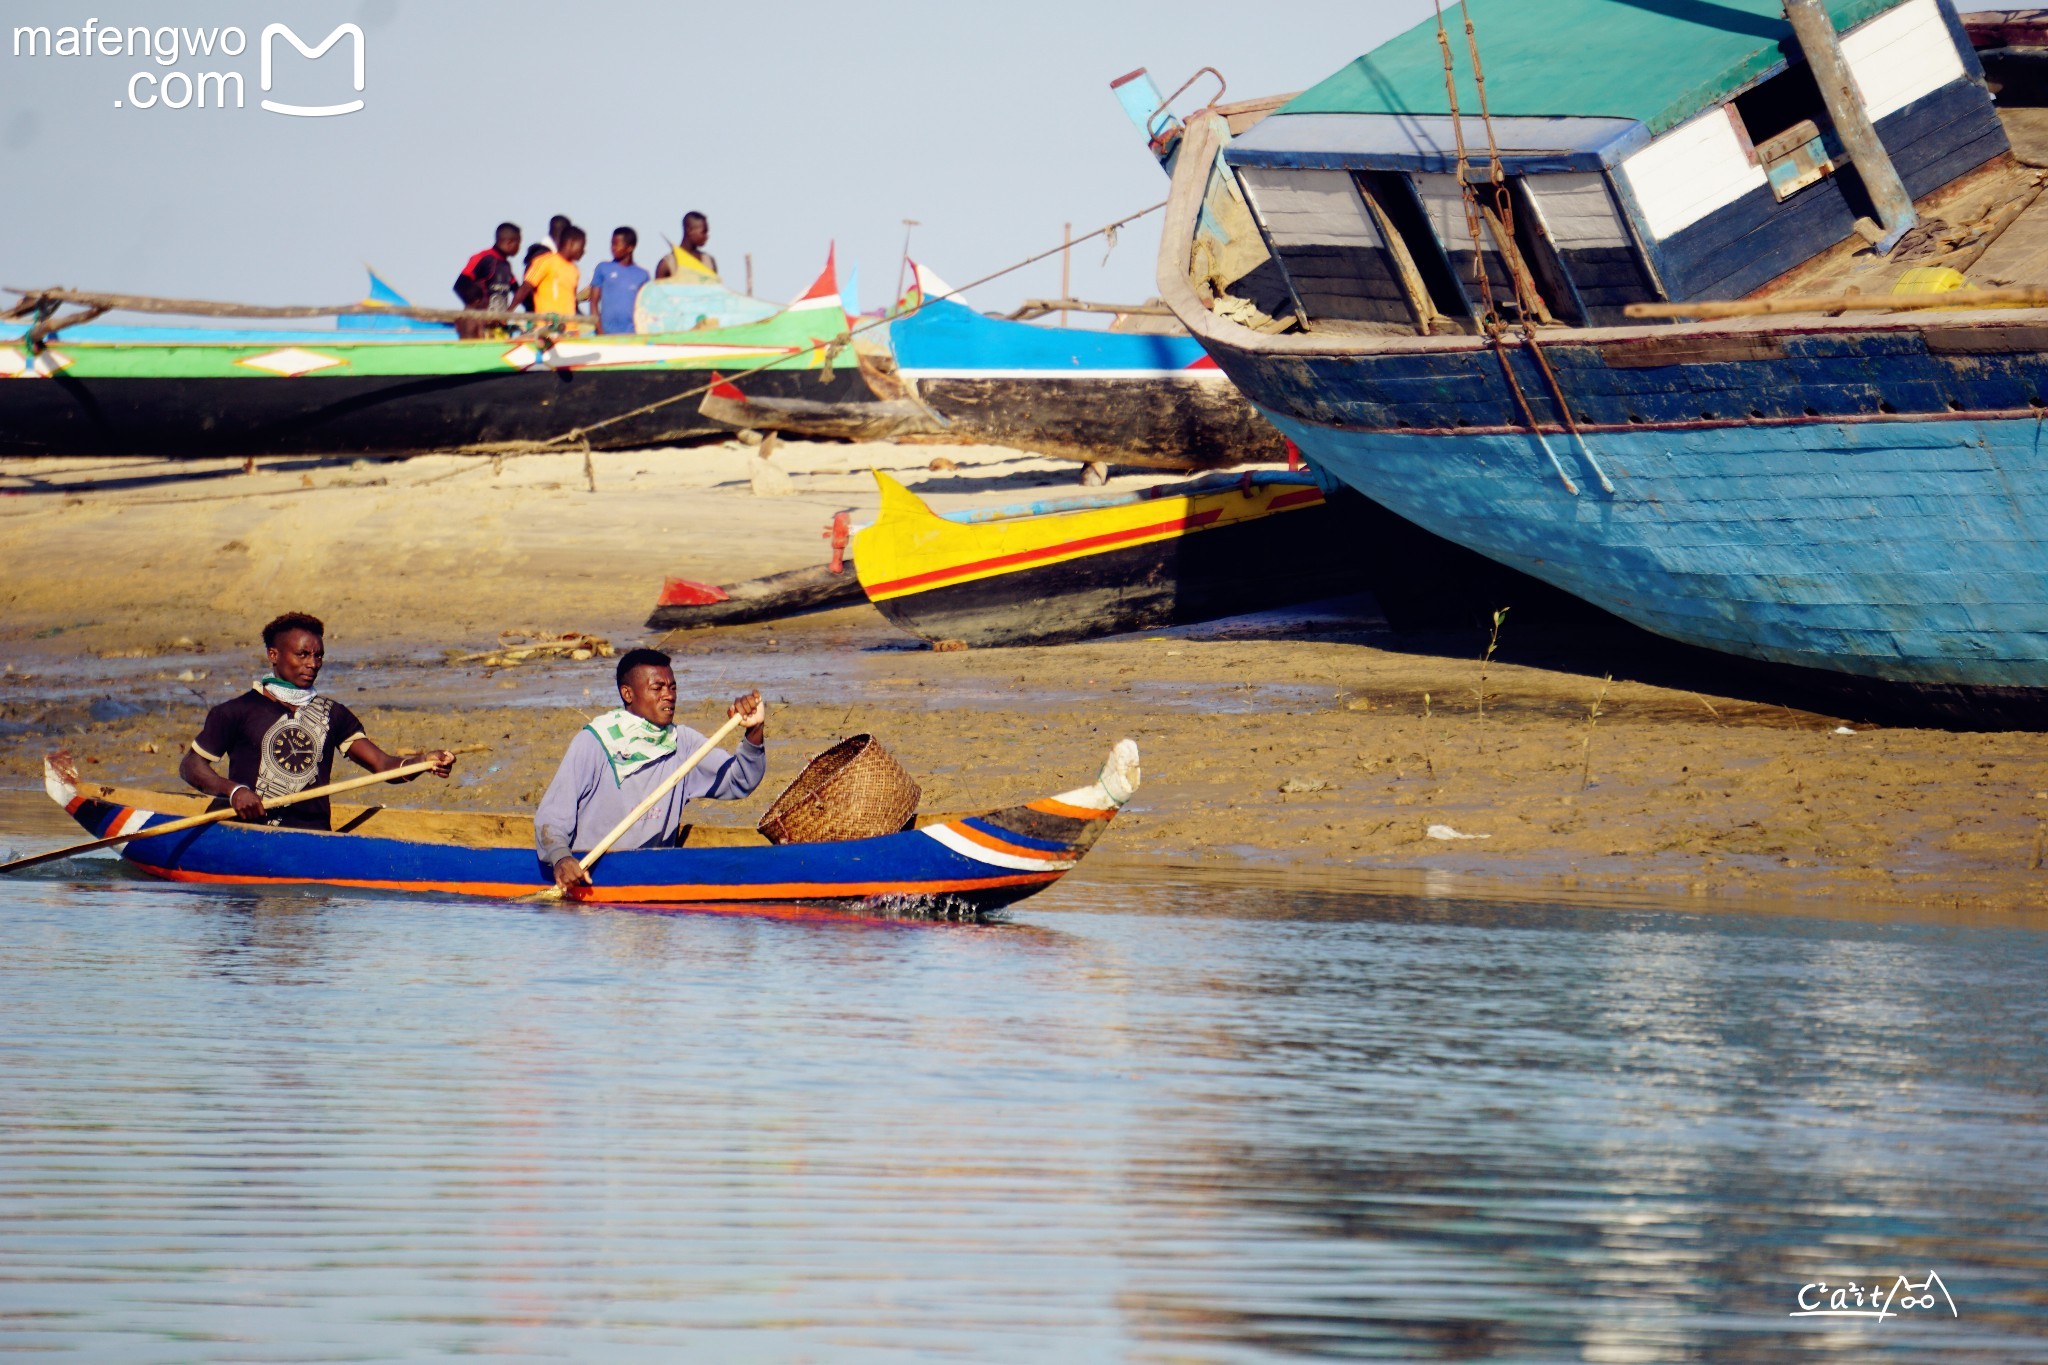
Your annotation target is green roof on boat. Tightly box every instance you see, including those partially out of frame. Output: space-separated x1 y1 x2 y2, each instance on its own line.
1280 0 1910 137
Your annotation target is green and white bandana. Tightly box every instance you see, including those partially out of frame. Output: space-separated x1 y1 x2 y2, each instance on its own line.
585 708 677 784
255 675 318 708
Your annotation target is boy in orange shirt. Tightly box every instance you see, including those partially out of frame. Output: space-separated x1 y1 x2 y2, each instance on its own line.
520 225 586 320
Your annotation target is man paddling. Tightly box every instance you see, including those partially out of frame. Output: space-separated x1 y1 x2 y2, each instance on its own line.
179 613 456 831
536 649 766 889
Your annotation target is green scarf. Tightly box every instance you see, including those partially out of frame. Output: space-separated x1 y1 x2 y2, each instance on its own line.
585 708 677 784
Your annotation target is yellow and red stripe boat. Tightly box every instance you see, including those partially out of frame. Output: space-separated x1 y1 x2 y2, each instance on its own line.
852 469 1368 646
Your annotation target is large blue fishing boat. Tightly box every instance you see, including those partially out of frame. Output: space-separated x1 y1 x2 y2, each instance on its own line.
1130 0 2048 724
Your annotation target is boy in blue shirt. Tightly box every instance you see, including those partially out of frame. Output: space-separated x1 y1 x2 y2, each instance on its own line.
589 227 651 335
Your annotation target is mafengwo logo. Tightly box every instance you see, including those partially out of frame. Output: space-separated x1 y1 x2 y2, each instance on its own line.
8 18 365 116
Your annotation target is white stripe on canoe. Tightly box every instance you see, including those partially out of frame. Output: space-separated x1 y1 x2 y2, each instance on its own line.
115 808 156 839
920 823 1077 872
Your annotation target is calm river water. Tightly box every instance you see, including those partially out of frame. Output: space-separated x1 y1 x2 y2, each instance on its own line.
2 858 2045 1362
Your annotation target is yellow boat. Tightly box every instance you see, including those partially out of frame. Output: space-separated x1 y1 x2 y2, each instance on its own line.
851 469 1366 646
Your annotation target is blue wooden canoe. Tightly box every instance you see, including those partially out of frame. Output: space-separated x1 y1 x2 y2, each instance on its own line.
42 742 1140 919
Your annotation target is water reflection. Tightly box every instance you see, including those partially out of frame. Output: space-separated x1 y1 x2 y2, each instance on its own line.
0 867 2044 1361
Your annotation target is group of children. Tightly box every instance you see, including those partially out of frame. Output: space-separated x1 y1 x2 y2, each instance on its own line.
452 211 718 338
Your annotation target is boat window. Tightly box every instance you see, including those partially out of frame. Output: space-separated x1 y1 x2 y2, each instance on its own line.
1730 64 1842 200
1233 166 1426 329
1517 172 1659 325
1411 172 1563 326
1353 171 1468 325
1503 180 1582 326
1731 62 1831 152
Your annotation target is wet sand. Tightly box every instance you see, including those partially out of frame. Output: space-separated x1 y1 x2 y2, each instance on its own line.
5 442 2048 912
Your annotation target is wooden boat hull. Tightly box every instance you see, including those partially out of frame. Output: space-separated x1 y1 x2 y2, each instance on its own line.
851 469 1563 646
904 373 1286 470
1152 108 2048 726
1 254 861 459
0 364 871 458
44 743 1140 919
645 562 866 631
886 296 1290 470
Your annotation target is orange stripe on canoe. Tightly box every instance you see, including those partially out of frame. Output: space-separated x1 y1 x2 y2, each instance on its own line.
1028 798 1116 821
945 821 1078 862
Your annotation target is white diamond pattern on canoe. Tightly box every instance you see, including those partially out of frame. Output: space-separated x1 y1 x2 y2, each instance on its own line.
236 348 347 376
0 349 72 379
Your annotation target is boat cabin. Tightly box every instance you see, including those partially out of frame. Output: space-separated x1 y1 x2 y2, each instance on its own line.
1180 0 2007 330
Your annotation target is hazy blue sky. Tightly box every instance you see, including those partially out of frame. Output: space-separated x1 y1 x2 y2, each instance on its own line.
1 0 1437 317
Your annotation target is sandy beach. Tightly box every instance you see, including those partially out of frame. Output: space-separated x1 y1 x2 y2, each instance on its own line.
6 439 2048 913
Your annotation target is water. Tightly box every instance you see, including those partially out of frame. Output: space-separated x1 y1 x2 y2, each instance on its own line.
3 859 2046 1361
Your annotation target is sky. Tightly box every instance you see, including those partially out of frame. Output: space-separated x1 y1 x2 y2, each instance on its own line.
0 0 1438 319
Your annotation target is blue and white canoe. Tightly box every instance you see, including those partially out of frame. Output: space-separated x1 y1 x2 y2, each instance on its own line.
1133 0 2048 724
42 742 1140 920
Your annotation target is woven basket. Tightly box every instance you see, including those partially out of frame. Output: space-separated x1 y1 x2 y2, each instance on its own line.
757 734 921 845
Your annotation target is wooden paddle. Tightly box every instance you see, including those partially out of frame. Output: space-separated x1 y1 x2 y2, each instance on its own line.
535 712 748 901
0 760 439 876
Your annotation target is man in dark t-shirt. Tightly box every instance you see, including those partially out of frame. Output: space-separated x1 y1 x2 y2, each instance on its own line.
180 612 456 830
453 222 522 338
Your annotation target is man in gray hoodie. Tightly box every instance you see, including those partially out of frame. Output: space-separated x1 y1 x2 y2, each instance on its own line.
535 648 766 889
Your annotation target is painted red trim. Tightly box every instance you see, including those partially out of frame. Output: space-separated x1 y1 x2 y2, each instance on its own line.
866 508 1227 595
1288 403 2048 440
659 577 729 607
1265 488 1324 511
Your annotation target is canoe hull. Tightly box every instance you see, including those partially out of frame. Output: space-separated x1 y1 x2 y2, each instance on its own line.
888 296 1288 469
644 563 866 631
49 746 1138 919
853 470 1575 647
864 487 1350 645
0 366 871 459
905 374 1288 470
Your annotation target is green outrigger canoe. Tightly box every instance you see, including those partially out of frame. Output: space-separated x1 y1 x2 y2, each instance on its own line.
1 256 861 459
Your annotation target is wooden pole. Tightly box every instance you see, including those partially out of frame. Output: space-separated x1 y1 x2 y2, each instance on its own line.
1783 0 1917 252
1625 287 2048 320
745 253 755 297
895 219 920 305
1002 298 1176 321
4 286 579 332
1061 222 1073 327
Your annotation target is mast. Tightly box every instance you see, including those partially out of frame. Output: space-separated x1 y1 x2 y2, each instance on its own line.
1783 0 1918 252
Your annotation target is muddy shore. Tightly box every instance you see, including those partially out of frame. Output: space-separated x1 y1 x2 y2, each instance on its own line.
5 442 2047 913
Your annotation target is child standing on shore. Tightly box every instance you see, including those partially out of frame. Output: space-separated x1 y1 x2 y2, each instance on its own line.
521 226 586 320
589 227 650 335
